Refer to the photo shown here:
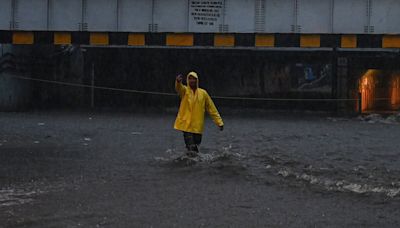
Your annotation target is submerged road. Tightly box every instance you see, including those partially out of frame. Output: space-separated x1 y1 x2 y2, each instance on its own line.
0 111 399 227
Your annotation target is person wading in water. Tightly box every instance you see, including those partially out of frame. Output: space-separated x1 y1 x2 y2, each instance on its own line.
174 71 224 157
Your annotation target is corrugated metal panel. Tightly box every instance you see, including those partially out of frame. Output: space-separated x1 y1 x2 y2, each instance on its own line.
154 0 189 32
16 0 48 30
188 0 225 33
0 0 11 30
255 0 266 32
2 0 400 35
224 0 255 33
49 0 81 31
370 0 400 34
86 0 117 31
264 0 295 33
297 0 331 33
333 0 367 34
118 0 152 32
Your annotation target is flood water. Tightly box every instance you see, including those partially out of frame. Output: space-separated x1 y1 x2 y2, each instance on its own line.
0 111 400 227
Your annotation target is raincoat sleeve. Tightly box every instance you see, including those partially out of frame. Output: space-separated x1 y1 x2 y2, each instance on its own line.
205 92 224 127
175 80 186 98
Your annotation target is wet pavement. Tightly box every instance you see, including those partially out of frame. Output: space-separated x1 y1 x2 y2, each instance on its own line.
0 111 400 227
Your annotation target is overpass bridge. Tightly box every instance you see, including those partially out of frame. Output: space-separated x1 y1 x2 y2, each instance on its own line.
1 0 400 113
0 0 400 49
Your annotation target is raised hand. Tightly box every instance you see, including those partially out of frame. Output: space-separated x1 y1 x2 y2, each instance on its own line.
176 74 183 83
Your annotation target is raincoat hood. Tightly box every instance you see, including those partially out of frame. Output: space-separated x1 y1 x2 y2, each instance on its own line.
187 71 199 88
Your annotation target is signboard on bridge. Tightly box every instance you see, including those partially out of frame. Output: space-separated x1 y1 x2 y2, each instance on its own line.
189 0 224 32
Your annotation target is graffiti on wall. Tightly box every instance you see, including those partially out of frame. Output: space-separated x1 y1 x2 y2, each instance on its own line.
290 64 332 92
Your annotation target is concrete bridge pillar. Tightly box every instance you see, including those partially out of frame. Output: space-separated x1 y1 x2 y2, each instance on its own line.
0 44 31 111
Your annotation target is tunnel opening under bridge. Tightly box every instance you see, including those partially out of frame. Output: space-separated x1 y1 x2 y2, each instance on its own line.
358 69 400 113
346 54 400 114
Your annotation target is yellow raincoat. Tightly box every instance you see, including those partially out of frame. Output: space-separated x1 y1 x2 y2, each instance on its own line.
174 72 224 134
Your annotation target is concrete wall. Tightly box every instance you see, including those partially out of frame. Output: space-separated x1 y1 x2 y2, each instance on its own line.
29 46 86 109
82 48 334 111
0 45 31 111
12 45 400 113
1 45 339 111
0 72 31 111
0 44 87 111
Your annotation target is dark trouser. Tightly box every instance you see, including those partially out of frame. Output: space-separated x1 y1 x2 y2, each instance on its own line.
183 132 202 154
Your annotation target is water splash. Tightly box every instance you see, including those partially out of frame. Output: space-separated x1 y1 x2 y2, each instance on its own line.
157 145 400 199
154 145 245 165
276 167 400 198
0 188 43 207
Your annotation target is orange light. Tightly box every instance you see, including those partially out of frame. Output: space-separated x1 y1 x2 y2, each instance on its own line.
363 78 368 86
359 69 379 112
390 74 400 109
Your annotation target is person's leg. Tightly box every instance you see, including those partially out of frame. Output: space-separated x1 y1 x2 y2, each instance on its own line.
183 132 199 157
193 133 202 151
